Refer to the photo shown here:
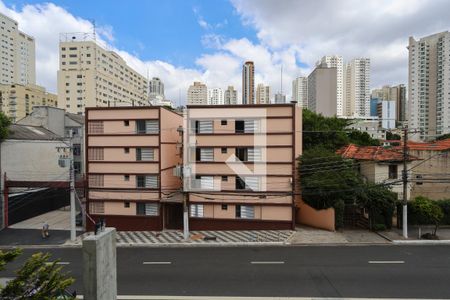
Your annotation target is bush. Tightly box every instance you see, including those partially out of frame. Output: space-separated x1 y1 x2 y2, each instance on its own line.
334 200 345 230
436 199 450 225
372 223 387 231
409 196 444 235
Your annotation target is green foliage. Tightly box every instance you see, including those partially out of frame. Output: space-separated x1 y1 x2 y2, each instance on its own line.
435 133 450 141
436 199 450 225
302 109 380 152
333 200 345 229
0 252 75 299
359 183 397 229
409 196 444 235
372 223 387 231
0 249 22 272
0 111 11 141
386 131 401 140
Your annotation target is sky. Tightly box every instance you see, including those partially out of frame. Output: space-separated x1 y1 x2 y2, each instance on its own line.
1 0 450 105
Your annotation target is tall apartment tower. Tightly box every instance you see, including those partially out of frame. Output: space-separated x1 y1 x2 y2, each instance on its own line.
0 13 36 85
256 83 271 104
307 63 337 117
408 32 450 140
224 86 237 105
207 87 224 105
149 77 164 98
319 56 343 116
292 77 308 108
187 81 207 105
344 58 371 118
57 37 148 114
242 61 255 104
371 84 407 123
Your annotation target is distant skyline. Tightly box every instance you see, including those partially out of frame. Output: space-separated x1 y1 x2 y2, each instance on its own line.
1 0 450 104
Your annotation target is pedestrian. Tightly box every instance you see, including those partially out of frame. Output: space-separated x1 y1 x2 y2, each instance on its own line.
42 221 50 239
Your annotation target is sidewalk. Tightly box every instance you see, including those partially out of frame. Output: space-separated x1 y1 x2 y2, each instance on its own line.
378 226 450 244
0 228 81 246
288 226 389 245
68 230 294 247
9 208 82 231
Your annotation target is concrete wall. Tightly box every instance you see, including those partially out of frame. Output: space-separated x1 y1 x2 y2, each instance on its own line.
296 200 335 231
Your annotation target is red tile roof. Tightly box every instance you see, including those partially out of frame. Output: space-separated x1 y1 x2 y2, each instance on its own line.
402 138 450 151
337 144 419 162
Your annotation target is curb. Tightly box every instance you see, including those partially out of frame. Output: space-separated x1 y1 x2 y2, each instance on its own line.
392 239 450 245
374 231 394 242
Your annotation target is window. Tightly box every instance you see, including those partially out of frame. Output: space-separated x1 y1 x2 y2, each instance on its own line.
74 162 81 175
124 120 129 126
89 175 104 187
124 202 130 208
248 148 261 161
88 121 104 134
192 175 214 190
196 148 213 161
89 202 104 214
136 120 159 134
88 148 104 160
236 176 246 190
190 204 204 217
388 165 398 179
235 147 248 161
124 175 130 181
73 144 81 156
136 175 158 188
235 120 245 133
221 204 228 210
236 205 254 219
136 148 155 161
244 177 260 191
221 147 227 154
221 120 227 125
194 120 213 134
221 176 228 182
124 147 130 153
136 203 159 216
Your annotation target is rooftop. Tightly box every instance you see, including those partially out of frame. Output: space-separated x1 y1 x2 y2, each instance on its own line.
6 124 62 141
337 144 419 162
402 139 450 151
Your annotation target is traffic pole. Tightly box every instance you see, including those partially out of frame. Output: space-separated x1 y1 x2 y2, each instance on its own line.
402 127 408 239
69 130 76 242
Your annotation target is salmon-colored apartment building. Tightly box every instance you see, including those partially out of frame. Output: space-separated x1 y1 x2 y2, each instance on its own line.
185 103 302 230
85 107 183 231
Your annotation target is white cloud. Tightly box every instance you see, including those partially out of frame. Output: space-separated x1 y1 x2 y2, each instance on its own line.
230 0 450 88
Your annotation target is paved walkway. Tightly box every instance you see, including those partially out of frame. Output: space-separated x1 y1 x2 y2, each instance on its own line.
288 226 389 244
9 207 82 231
70 230 294 246
378 226 450 241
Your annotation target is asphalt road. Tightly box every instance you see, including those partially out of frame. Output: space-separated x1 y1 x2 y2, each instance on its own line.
1 245 450 298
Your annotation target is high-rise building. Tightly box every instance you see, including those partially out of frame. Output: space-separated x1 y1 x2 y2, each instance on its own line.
224 86 237 105
0 13 36 85
207 87 224 105
187 81 207 105
57 36 148 115
377 100 396 129
344 58 370 118
371 84 407 123
256 83 271 104
274 93 286 104
319 56 343 116
409 32 450 140
307 63 337 117
292 77 308 108
149 77 164 103
0 83 57 122
242 61 255 104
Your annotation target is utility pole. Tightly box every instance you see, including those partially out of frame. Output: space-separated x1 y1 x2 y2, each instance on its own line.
177 125 189 240
69 130 76 242
402 126 408 238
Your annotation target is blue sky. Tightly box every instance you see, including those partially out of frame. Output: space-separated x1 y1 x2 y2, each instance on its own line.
5 0 258 69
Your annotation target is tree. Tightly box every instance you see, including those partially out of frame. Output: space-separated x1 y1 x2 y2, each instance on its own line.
409 196 444 236
359 183 397 230
435 133 450 141
0 111 11 141
302 109 380 152
0 250 75 299
386 131 401 140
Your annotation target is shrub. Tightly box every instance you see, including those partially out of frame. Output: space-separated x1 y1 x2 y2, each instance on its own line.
372 223 387 231
409 196 444 235
334 200 345 230
436 199 450 225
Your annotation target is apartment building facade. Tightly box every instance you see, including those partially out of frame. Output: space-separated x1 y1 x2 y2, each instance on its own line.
0 83 57 122
185 103 302 230
256 83 271 104
307 64 337 117
319 56 343 116
187 81 207 105
242 61 255 104
207 87 224 105
372 84 407 123
57 38 148 115
408 32 450 141
85 106 182 231
224 86 237 105
292 76 308 108
0 13 36 85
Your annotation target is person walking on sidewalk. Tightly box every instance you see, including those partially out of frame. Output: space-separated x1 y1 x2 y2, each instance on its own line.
42 221 50 239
